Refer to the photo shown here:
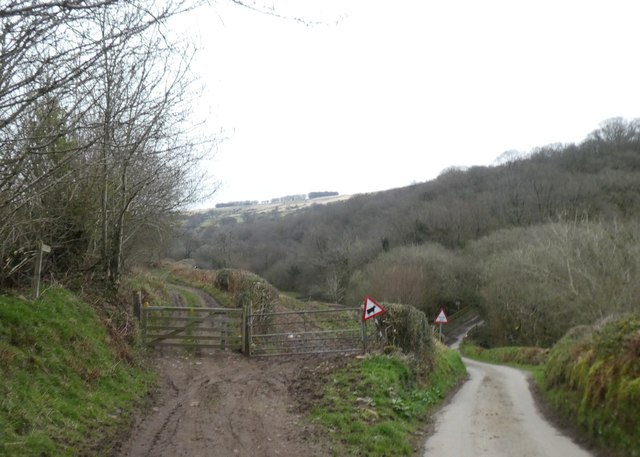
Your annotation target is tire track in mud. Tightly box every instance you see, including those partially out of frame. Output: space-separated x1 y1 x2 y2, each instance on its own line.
114 351 328 457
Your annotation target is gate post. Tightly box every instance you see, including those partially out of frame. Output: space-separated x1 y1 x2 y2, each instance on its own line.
361 318 368 353
221 314 227 350
141 304 147 344
132 290 142 320
242 304 251 356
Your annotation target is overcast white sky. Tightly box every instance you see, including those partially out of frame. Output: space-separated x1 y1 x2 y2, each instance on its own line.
179 0 640 207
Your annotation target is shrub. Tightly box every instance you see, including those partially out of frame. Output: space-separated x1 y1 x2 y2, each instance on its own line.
232 271 279 334
235 274 279 311
374 303 434 374
214 268 235 291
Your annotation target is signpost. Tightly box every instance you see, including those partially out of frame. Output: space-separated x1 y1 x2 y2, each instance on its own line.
33 242 51 299
361 296 385 353
434 308 448 341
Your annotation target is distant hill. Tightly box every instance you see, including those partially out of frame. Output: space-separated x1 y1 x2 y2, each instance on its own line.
169 117 640 309
213 192 341 210
189 193 353 221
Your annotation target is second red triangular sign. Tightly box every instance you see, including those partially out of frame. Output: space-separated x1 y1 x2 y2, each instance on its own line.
362 296 385 321
434 308 448 324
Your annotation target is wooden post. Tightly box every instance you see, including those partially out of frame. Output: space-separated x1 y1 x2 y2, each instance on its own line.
242 304 250 356
141 303 147 344
32 242 51 299
221 314 227 349
132 290 142 320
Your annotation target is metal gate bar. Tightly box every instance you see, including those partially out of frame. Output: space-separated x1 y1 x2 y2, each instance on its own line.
248 306 373 357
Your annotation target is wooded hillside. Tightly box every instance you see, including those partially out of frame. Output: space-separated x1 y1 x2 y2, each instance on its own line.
171 117 640 346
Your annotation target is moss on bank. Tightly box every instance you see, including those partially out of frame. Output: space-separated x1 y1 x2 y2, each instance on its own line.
0 288 153 456
541 315 640 457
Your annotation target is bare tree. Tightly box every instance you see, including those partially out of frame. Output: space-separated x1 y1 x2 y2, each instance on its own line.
0 0 212 288
478 220 640 346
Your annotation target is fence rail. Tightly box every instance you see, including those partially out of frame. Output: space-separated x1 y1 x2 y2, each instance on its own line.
142 305 376 357
142 306 243 350
247 307 374 357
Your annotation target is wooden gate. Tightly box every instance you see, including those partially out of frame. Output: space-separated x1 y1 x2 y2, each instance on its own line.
246 307 373 357
142 306 243 350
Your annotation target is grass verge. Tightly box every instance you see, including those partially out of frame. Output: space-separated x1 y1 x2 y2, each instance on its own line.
0 288 154 456
459 340 548 370
309 345 466 456
163 264 232 307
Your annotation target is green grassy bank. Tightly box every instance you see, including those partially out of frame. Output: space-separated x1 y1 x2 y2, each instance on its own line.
309 344 466 456
460 341 548 369
0 288 153 456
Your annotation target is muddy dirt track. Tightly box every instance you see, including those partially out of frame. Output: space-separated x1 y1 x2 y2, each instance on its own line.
114 350 332 457
116 283 332 457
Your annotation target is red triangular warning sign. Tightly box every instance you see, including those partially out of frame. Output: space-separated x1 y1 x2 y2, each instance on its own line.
362 296 385 321
434 308 448 324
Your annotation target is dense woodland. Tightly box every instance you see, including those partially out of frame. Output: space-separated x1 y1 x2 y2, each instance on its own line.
171 117 640 347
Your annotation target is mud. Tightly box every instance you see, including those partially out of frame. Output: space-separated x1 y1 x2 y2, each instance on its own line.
114 350 330 457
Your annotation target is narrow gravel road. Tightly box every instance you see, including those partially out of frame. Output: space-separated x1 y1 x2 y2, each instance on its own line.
422 357 593 457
